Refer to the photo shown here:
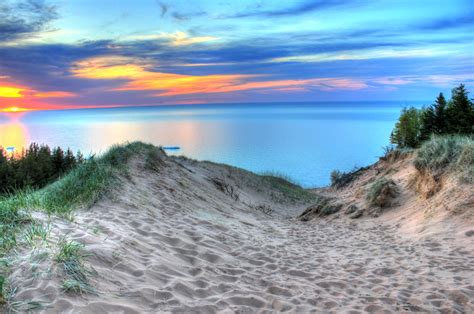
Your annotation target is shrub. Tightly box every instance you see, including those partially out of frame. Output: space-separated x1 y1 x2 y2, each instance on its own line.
330 170 344 186
380 146 413 163
366 178 398 208
330 166 368 189
391 107 421 148
414 135 474 178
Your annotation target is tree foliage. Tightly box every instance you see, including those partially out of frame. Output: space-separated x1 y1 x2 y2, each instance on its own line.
391 84 474 148
0 144 84 195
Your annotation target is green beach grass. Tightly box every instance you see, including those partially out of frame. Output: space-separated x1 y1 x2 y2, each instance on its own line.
0 142 163 302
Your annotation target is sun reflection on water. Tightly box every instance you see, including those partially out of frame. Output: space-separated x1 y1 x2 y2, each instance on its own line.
0 112 30 155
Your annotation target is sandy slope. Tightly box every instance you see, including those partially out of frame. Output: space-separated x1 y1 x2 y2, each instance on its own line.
5 152 474 313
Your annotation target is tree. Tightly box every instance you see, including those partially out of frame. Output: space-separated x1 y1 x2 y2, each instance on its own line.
63 148 76 171
433 93 447 134
419 106 436 142
390 107 421 148
52 147 65 174
76 151 85 164
446 84 474 134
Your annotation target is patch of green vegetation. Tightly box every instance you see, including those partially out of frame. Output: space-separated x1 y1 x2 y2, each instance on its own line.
56 239 94 295
381 146 414 163
1 284 45 312
0 142 161 297
391 84 473 149
144 146 165 171
330 166 369 189
1 141 158 218
0 143 84 196
23 222 51 248
0 274 5 304
366 177 398 208
259 171 316 202
414 135 474 181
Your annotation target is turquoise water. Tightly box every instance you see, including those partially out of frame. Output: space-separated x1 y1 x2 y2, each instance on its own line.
0 102 425 187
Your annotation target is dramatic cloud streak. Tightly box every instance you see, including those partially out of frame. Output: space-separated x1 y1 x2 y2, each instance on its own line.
72 55 368 97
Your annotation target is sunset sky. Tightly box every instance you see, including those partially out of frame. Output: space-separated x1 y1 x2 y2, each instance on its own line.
0 0 473 111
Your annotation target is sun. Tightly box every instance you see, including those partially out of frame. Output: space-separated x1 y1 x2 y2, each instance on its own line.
1 106 30 113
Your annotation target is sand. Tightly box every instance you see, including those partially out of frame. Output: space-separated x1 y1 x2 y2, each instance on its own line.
4 153 474 313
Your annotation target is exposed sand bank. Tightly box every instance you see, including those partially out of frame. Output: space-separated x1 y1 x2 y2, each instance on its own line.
3 149 473 313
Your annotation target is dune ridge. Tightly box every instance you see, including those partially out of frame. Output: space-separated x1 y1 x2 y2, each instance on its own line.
2 144 473 313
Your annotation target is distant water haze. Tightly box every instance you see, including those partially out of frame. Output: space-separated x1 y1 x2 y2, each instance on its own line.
0 102 426 187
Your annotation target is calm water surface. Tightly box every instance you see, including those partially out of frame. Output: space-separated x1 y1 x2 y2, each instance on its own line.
0 102 425 187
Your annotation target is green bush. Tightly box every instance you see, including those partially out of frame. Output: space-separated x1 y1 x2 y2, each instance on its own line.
259 171 315 202
366 177 398 208
414 135 474 180
330 166 368 189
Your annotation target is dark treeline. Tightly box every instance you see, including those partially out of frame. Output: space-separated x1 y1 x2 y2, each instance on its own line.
0 144 84 195
391 84 474 148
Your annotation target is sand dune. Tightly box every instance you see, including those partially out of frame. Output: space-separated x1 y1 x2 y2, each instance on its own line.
5 151 474 313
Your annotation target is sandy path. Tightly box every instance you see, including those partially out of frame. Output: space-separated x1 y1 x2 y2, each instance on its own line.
6 156 474 313
12 204 474 313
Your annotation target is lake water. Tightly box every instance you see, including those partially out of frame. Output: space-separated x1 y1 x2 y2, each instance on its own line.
0 102 424 187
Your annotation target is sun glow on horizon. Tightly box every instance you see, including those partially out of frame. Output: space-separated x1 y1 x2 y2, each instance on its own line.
1 106 31 113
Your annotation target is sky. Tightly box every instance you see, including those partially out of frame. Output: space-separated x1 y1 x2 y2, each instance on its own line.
0 0 473 111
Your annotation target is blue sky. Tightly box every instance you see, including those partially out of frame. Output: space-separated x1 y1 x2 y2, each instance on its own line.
0 0 473 110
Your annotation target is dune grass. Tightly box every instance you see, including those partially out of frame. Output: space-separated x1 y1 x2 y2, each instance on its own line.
366 177 398 208
56 239 95 294
1 142 160 215
0 142 162 290
414 135 474 182
0 275 4 303
259 171 317 202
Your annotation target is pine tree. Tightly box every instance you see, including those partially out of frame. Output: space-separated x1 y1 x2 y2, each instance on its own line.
419 106 436 142
446 84 473 134
76 151 85 164
52 147 65 174
63 148 76 171
433 93 447 134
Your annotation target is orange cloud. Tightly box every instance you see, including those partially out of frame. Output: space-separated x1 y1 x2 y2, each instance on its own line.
0 80 78 111
156 78 368 96
73 55 368 97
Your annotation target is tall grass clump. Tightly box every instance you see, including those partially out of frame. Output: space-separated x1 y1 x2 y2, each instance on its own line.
0 192 33 254
366 177 398 208
56 239 94 294
414 135 474 182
